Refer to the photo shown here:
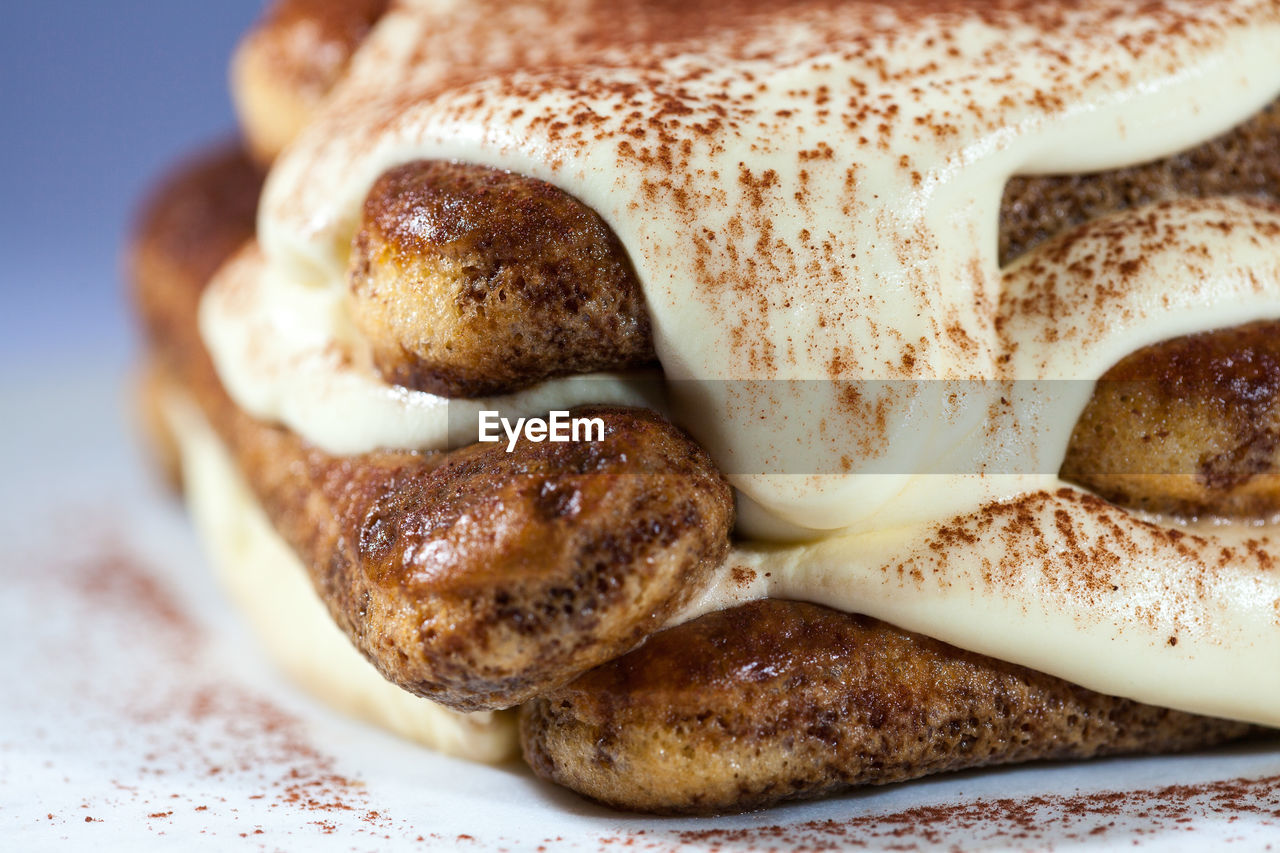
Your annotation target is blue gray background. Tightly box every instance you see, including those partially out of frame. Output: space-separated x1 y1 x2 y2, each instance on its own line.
1 1 263 373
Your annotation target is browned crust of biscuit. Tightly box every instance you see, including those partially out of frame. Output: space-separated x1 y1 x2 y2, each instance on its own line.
350 161 656 397
129 144 262 339
128 143 264 480
146 315 732 713
232 0 389 162
520 599 1262 815
1062 320 1280 518
131 152 733 712
1001 99 1280 264
217 394 734 711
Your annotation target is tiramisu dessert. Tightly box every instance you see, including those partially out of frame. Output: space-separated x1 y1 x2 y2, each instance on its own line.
131 0 1280 814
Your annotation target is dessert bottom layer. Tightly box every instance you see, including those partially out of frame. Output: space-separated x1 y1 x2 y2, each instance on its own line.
161 385 518 764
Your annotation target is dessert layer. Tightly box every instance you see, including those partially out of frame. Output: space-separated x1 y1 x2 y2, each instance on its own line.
522 599 1260 814
162 385 518 761
214 0 1280 530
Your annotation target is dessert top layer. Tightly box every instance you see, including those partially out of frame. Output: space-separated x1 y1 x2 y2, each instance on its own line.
240 0 1280 527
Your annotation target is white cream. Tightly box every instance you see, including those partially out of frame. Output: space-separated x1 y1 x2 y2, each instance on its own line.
165 391 518 762
684 492 1280 727
201 243 666 456
202 0 1280 726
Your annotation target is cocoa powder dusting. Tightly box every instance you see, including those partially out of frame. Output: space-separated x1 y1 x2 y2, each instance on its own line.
273 0 1276 390
652 774 1280 851
11 531 398 845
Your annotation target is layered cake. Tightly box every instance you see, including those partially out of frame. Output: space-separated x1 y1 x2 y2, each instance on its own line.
131 0 1280 813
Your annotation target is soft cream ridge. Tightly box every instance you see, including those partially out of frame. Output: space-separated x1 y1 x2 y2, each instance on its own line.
201 0 1280 726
